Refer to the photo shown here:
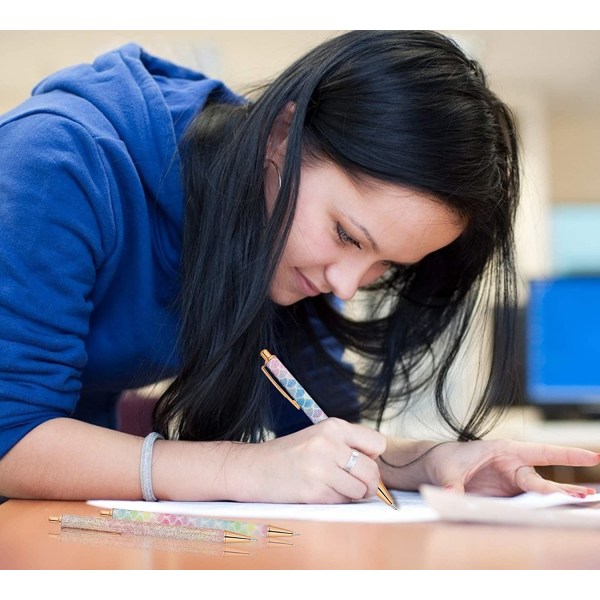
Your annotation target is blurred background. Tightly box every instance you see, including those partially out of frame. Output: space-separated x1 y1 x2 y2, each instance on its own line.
2 31 599 474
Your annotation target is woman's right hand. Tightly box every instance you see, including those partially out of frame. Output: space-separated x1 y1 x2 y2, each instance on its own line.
222 418 387 504
0 416 384 503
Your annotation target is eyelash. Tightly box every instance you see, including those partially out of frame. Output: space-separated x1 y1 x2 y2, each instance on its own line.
334 221 395 269
335 221 361 249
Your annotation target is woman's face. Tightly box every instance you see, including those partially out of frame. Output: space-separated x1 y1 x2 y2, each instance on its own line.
268 160 465 306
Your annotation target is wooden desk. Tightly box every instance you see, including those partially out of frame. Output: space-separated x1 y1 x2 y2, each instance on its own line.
2 499 600 569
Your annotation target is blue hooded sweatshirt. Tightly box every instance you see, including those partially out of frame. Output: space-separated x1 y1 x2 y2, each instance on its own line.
0 44 357 459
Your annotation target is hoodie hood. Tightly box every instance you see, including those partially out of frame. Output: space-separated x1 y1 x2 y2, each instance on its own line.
30 43 243 275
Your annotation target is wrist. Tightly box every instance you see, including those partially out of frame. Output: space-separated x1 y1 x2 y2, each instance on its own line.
152 439 242 502
378 439 447 490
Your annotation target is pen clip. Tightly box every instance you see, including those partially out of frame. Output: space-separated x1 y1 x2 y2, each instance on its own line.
261 365 301 410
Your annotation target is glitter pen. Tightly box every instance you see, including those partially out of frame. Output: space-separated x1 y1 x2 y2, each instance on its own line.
260 349 398 510
49 514 255 543
99 508 298 538
50 528 251 556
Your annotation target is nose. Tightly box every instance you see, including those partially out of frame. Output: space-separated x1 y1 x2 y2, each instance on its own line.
325 260 389 301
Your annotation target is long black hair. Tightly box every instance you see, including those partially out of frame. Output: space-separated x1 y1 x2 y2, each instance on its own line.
153 30 520 443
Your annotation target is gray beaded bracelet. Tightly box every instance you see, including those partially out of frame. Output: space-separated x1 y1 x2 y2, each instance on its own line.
140 432 164 502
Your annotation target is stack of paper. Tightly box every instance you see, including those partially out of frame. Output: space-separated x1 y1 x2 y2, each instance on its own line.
420 485 600 528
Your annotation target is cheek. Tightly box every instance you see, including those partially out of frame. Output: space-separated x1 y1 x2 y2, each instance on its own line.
284 221 332 267
360 263 389 286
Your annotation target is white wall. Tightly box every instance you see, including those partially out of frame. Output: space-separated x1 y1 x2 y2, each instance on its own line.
550 112 600 204
0 31 340 113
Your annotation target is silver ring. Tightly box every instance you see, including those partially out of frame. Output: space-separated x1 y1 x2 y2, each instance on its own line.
343 450 360 473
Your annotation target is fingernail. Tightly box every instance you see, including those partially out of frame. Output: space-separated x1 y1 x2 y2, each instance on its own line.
443 484 454 492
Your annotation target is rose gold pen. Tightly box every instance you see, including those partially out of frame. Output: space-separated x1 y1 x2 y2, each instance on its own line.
260 349 398 510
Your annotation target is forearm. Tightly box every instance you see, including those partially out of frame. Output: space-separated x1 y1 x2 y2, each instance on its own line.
0 418 237 501
0 416 392 504
377 437 446 491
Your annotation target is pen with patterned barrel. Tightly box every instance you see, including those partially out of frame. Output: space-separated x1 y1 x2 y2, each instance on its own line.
260 349 398 510
99 508 298 538
49 514 255 542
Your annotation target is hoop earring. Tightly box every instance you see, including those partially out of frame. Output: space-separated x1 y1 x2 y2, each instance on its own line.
266 159 282 190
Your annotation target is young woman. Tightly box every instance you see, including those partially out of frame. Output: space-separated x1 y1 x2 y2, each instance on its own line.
0 30 597 503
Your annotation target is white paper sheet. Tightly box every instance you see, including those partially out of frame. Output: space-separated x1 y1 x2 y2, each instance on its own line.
420 485 600 528
88 490 438 523
89 488 600 527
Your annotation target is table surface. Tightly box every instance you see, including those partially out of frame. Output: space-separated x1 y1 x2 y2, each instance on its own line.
3 498 600 569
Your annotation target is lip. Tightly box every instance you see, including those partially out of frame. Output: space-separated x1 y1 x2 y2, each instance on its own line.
295 268 322 297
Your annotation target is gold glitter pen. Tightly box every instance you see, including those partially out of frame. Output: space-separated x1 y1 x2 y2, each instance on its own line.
49 514 255 543
50 528 251 556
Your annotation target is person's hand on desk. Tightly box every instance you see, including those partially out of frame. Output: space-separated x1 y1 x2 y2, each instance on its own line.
381 439 599 498
225 418 387 504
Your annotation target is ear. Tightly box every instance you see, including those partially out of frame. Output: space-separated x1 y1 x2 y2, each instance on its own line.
265 102 296 164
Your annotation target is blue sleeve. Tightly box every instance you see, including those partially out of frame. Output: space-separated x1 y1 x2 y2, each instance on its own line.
0 113 113 458
269 300 360 437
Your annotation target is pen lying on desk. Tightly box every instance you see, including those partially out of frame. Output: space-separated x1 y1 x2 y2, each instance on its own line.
99 508 298 538
50 528 251 556
260 349 398 510
49 514 255 543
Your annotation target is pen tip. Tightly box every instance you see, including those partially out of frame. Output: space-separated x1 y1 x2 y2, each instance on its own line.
267 525 298 537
